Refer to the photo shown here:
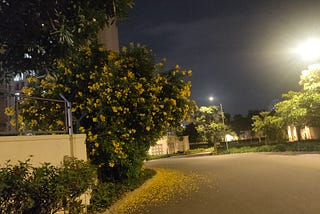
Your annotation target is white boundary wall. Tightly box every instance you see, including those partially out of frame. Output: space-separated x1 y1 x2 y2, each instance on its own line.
0 134 87 166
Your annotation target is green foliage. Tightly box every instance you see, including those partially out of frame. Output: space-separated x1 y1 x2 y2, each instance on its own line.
0 158 96 214
230 110 262 136
230 114 250 135
248 65 320 143
275 91 307 126
251 111 287 143
17 44 196 182
218 140 320 155
0 0 134 80
183 122 200 143
194 106 227 144
0 160 33 213
275 65 320 128
299 65 320 92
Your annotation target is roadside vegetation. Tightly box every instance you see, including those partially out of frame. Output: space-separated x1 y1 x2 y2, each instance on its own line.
1 1 195 213
217 140 320 155
0 158 96 213
147 140 320 160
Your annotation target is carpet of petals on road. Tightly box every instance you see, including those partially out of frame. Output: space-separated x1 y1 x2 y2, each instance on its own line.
108 168 210 214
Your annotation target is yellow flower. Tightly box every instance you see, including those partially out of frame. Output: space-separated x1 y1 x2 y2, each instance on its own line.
85 47 92 56
56 120 64 126
94 142 99 148
109 161 115 168
10 119 16 127
171 99 177 106
99 114 106 122
139 98 145 103
64 68 72 75
130 129 136 134
79 126 85 133
88 133 98 142
146 126 150 131
4 107 15 116
92 117 98 122
30 119 38 127
17 115 23 123
21 87 34 96
127 71 135 78
26 77 37 83
108 52 117 61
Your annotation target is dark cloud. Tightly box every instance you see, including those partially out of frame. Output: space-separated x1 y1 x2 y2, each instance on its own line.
119 0 320 115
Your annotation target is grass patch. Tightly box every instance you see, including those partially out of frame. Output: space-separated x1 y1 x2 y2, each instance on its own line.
217 140 320 155
88 168 156 213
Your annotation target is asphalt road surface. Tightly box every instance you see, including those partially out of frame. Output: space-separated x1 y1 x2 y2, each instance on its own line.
139 153 320 214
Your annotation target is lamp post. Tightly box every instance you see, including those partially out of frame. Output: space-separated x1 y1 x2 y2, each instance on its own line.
208 96 228 151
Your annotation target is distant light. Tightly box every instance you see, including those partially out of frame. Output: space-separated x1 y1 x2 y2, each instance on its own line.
209 96 214 101
225 134 236 142
13 73 24 81
294 38 320 61
24 53 32 59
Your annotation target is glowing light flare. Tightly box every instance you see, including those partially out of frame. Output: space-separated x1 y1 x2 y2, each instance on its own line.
294 38 320 61
208 96 214 101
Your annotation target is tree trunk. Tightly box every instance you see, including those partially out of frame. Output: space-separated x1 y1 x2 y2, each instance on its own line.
296 125 302 142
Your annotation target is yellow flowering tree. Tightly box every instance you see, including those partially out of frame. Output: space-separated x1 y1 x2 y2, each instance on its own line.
18 43 196 181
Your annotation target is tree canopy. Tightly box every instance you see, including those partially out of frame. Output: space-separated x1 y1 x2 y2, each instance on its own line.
275 65 320 128
1 0 197 181
193 106 227 144
0 0 134 81
7 44 196 181
251 111 286 143
251 64 320 142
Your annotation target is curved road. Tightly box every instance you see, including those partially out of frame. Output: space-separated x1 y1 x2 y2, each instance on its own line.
136 153 320 214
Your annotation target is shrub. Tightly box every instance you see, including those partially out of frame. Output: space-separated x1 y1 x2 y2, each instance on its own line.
0 160 33 213
0 157 96 214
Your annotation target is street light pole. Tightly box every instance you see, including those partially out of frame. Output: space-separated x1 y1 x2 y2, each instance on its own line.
219 103 228 151
209 96 228 151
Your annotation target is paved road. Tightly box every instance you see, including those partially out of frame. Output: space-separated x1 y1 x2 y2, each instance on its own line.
137 153 320 214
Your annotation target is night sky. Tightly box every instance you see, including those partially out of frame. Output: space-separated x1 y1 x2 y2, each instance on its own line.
118 0 320 115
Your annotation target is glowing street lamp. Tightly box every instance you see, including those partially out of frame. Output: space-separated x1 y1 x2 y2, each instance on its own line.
294 38 320 61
